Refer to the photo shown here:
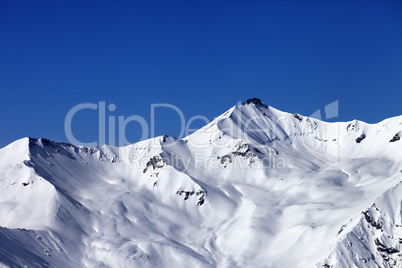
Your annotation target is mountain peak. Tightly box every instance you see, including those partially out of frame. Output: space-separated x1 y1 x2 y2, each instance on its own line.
241 97 266 106
1 103 402 268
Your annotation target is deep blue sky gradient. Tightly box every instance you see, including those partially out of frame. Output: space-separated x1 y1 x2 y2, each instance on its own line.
1 0 401 147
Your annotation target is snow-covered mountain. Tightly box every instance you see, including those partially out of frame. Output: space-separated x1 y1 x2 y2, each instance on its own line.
0 98 401 268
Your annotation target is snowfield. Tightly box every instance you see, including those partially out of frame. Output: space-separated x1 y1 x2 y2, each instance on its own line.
0 98 401 267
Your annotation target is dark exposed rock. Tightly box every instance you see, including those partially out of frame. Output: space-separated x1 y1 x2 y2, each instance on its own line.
253 147 261 153
362 211 382 230
220 155 232 166
346 123 357 132
293 113 303 122
306 119 318 131
233 143 258 157
219 142 266 168
337 224 346 235
389 133 400 143
241 98 265 106
28 137 72 150
196 190 206 206
375 238 400 254
143 155 166 173
355 133 366 143
40 138 52 146
176 190 195 200
176 189 206 206
375 238 386 247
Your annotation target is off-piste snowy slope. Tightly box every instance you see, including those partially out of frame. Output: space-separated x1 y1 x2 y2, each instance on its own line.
0 98 401 268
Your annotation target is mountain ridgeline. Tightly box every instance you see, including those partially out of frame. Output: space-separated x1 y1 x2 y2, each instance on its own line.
0 98 401 267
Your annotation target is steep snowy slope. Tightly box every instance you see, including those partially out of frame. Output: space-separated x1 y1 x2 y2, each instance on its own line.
0 98 401 267
319 181 402 268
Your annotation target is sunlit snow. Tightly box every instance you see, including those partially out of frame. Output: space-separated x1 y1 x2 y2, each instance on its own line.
0 99 401 267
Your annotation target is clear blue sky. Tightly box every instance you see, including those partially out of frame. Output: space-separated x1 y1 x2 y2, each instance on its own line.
1 0 401 147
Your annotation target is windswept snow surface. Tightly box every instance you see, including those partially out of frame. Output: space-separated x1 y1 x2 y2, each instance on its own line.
0 99 401 267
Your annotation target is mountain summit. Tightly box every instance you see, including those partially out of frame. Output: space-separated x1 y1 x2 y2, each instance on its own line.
0 101 401 267
241 97 266 106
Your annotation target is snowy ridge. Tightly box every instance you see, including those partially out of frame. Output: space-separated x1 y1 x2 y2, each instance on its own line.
0 98 401 267
319 179 402 268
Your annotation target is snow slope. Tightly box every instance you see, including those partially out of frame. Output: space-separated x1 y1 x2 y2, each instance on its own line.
0 98 401 267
